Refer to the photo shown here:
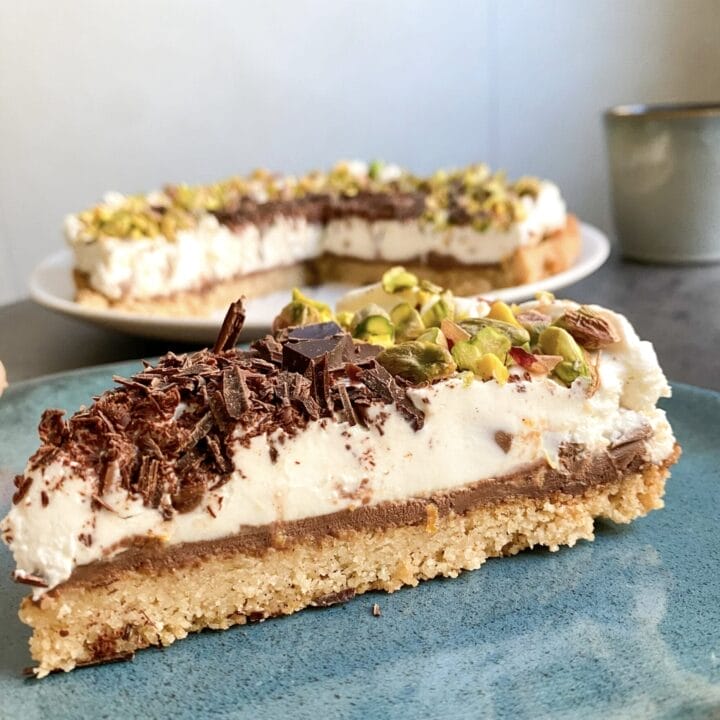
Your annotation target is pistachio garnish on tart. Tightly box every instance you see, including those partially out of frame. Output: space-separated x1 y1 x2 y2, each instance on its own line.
282 266 619 388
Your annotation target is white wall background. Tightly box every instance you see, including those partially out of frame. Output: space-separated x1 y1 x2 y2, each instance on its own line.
1 0 719 304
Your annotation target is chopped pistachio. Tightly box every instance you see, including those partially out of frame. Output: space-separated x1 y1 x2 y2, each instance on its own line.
474 353 509 384
440 318 471 344
459 317 530 346
451 342 508 384
291 288 334 319
513 176 541 198
538 326 590 386
390 303 425 340
376 342 456 383
351 305 394 346
368 160 384 180
382 266 419 294
487 300 523 329
272 288 334 331
419 279 443 294
421 296 454 328
451 340 481 372
416 279 445 308
515 310 552 345
335 311 354 330
469 326 511 359
273 302 326 331
553 307 620 350
416 327 448 349
534 290 556 306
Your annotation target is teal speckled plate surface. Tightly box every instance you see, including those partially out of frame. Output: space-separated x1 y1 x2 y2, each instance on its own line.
0 363 719 720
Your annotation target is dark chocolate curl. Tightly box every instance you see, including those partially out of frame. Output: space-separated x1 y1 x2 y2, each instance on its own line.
213 298 247 353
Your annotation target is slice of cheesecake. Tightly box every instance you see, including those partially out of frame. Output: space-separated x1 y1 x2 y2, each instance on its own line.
67 161 579 315
1 275 678 676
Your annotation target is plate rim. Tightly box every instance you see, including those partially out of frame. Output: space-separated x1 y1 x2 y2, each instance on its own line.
29 222 610 340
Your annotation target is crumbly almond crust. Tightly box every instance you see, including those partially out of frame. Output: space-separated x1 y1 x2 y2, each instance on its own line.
21 450 675 677
72 217 580 316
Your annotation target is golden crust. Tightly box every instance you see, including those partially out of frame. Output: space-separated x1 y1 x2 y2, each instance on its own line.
22 451 675 677
73 264 315 316
72 217 581 317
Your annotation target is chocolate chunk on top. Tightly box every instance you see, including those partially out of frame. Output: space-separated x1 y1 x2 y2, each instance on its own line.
287 322 343 340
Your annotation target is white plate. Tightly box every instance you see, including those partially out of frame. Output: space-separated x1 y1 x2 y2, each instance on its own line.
29 223 610 344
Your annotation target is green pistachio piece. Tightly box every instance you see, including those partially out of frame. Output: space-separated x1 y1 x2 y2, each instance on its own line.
273 302 325 331
291 288 333 318
368 159 384 180
416 279 445 308
377 342 456 384
538 326 590 386
451 340 482 372
513 176 541 198
421 296 454 328
351 304 391 331
381 266 419 294
336 311 354 330
459 317 530 347
351 304 394 345
515 310 551 345
469 326 511 359
354 314 394 342
390 302 425 340
272 287 334 331
451 341 509 384
416 327 448 349
419 279 443 294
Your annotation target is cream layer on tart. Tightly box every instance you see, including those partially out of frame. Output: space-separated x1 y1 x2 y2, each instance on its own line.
1 296 674 600
65 162 569 304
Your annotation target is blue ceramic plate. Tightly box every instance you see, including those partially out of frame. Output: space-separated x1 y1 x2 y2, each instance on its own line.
0 363 719 720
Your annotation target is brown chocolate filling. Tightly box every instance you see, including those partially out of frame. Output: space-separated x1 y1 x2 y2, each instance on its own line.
211 190 428 230
56 427 653 594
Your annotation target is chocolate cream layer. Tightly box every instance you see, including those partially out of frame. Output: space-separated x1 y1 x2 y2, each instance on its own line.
1 299 676 597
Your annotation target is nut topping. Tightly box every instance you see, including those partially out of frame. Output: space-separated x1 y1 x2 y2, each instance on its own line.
554 308 620 350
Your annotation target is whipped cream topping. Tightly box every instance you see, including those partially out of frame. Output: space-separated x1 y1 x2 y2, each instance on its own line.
67 181 566 302
70 215 323 302
1 300 674 597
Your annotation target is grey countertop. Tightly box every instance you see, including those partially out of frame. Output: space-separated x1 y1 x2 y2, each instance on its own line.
1 253 718 391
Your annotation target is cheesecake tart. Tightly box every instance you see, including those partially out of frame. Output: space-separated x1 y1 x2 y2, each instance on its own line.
1 271 678 676
67 161 580 316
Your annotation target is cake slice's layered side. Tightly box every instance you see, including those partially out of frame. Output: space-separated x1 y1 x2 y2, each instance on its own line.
1 279 678 676
67 161 578 314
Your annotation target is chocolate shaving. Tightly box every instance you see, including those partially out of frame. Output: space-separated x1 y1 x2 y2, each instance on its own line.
13 571 48 588
336 384 358 426
494 431 513 454
137 457 161 507
179 413 214 453
38 409 68 446
213 298 247 353
12 475 32 505
223 366 250 418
